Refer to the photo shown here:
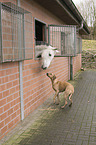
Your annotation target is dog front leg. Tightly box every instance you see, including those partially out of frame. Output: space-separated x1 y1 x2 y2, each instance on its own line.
53 91 59 104
56 94 60 105
69 94 73 107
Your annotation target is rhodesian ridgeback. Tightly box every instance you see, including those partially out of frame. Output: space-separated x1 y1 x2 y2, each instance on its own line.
46 73 74 109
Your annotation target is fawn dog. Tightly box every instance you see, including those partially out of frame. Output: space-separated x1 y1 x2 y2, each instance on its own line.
46 73 74 109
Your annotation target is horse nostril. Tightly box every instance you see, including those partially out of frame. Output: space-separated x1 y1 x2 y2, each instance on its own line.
41 65 47 70
43 67 47 70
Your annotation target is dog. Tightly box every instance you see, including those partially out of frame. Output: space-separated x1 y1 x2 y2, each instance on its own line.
46 73 74 109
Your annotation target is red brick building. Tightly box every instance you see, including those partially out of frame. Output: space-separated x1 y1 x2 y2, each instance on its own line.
0 0 90 139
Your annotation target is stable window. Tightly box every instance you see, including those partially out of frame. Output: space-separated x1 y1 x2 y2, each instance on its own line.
0 2 33 63
48 25 77 56
35 19 46 45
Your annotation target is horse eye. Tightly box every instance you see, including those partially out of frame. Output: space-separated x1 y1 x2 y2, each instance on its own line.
49 53 51 56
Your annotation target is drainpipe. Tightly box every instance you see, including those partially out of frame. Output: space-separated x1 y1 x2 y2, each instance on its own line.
70 21 83 80
77 20 84 31
17 0 24 120
70 56 73 80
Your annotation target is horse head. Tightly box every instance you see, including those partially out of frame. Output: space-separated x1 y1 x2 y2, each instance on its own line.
36 45 59 69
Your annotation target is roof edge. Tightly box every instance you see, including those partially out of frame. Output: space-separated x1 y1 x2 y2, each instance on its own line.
60 0 90 34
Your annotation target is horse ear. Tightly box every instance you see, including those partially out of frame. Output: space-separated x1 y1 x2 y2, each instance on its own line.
52 47 59 53
37 54 42 58
55 50 59 53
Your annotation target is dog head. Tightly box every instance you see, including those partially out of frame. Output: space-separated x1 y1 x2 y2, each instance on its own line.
46 73 56 81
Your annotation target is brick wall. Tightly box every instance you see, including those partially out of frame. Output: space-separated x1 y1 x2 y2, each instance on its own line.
73 54 82 77
0 0 81 140
0 62 20 139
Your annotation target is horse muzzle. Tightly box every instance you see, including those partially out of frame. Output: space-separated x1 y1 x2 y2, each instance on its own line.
46 73 49 76
41 65 47 70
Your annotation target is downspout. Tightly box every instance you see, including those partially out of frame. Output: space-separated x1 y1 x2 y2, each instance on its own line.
70 56 73 80
17 0 24 120
19 61 24 120
77 20 84 31
70 22 84 80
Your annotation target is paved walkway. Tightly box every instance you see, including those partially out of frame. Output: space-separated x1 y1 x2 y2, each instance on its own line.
1 70 96 145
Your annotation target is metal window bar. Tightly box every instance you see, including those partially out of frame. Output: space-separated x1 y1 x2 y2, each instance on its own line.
0 2 33 63
0 3 2 62
48 25 77 56
76 37 82 54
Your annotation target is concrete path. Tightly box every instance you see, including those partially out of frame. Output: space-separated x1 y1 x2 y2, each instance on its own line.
1 70 96 145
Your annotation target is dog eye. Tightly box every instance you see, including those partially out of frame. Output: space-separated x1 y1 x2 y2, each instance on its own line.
49 53 51 56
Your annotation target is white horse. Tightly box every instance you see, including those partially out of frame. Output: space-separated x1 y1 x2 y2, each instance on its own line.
35 45 59 69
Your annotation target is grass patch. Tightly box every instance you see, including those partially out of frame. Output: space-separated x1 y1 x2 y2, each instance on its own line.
82 39 96 51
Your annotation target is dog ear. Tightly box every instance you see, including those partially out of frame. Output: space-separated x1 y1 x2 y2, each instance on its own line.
53 75 56 80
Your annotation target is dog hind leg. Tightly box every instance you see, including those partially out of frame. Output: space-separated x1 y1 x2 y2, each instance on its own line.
61 99 67 109
69 93 73 107
61 93 68 109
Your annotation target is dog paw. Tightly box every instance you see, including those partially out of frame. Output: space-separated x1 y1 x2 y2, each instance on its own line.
56 103 59 105
69 103 72 107
60 106 65 109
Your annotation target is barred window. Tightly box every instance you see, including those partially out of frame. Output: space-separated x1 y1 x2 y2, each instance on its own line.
0 2 33 63
48 25 77 56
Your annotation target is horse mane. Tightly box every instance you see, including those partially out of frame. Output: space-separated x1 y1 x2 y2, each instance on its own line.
35 45 49 51
35 44 59 58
